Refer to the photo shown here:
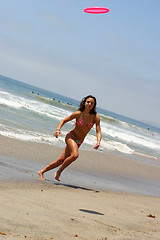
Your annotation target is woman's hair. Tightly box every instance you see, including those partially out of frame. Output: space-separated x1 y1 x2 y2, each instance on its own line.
78 95 97 115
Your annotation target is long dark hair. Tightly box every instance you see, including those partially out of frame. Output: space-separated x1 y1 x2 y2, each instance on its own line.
78 95 97 115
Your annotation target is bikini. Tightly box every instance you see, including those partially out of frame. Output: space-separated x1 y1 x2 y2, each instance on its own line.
68 113 94 146
76 115 94 128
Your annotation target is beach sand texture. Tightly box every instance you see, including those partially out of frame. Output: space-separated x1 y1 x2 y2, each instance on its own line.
0 135 160 240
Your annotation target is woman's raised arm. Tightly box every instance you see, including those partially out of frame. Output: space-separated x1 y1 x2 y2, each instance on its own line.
54 111 80 138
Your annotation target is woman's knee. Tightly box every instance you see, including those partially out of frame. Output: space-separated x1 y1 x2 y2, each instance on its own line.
71 152 79 160
56 159 64 165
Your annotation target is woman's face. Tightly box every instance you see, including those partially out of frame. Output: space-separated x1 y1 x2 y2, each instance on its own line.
85 97 95 111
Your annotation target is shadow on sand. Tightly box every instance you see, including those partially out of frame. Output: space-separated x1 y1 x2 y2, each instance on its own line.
79 209 104 215
45 179 99 193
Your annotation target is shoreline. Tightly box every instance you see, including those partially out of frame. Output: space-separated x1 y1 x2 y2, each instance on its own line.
1 134 160 196
1 135 160 239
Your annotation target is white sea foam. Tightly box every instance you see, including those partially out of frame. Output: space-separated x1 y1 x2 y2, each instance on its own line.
0 91 22 109
0 129 62 145
101 124 160 151
0 90 72 120
0 123 133 155
101 139 134 154
82 133 134 154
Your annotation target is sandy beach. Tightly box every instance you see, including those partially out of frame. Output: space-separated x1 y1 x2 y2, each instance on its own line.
0 135 160 239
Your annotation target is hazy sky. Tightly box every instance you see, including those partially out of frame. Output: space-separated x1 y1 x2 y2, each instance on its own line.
0 0 160 126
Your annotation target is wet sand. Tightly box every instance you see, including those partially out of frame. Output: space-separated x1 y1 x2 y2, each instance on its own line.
1 135 160 196
0 135 160 239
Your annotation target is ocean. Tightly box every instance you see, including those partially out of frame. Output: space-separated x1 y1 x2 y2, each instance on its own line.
0 75 160 161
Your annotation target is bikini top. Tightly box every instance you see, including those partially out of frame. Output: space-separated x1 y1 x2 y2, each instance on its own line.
76 114 94 129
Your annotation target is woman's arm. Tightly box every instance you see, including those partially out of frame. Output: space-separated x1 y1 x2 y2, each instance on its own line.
54 111 80 138
94 114 101 150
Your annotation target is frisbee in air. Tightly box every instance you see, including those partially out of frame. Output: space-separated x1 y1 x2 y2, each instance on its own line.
84 7 109 14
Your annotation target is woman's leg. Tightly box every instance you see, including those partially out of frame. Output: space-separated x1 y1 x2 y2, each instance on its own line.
38 146 71 180
54 137 79 181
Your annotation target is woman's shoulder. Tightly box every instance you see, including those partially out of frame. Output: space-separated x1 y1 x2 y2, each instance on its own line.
72 110 82 117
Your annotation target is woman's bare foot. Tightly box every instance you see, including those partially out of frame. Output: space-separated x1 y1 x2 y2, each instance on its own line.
38 171 45 180
54 171 60 182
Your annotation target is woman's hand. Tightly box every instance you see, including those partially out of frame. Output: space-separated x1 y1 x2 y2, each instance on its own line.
54 129 61 138
94 142 100 150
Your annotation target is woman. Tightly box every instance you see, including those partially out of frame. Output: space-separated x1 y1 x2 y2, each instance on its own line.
38 95 101 181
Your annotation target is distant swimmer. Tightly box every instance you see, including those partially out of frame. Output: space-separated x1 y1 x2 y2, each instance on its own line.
38 95 101 182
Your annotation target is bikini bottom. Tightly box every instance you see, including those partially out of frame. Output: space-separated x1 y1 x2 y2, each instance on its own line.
68 131 83 147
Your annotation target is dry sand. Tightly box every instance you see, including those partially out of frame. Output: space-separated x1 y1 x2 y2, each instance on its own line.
0 135 160 239
1 181 160 240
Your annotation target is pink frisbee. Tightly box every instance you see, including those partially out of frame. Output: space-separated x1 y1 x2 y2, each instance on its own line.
84 7 109 14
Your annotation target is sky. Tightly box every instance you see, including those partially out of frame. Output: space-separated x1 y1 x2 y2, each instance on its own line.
0 0 160 127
